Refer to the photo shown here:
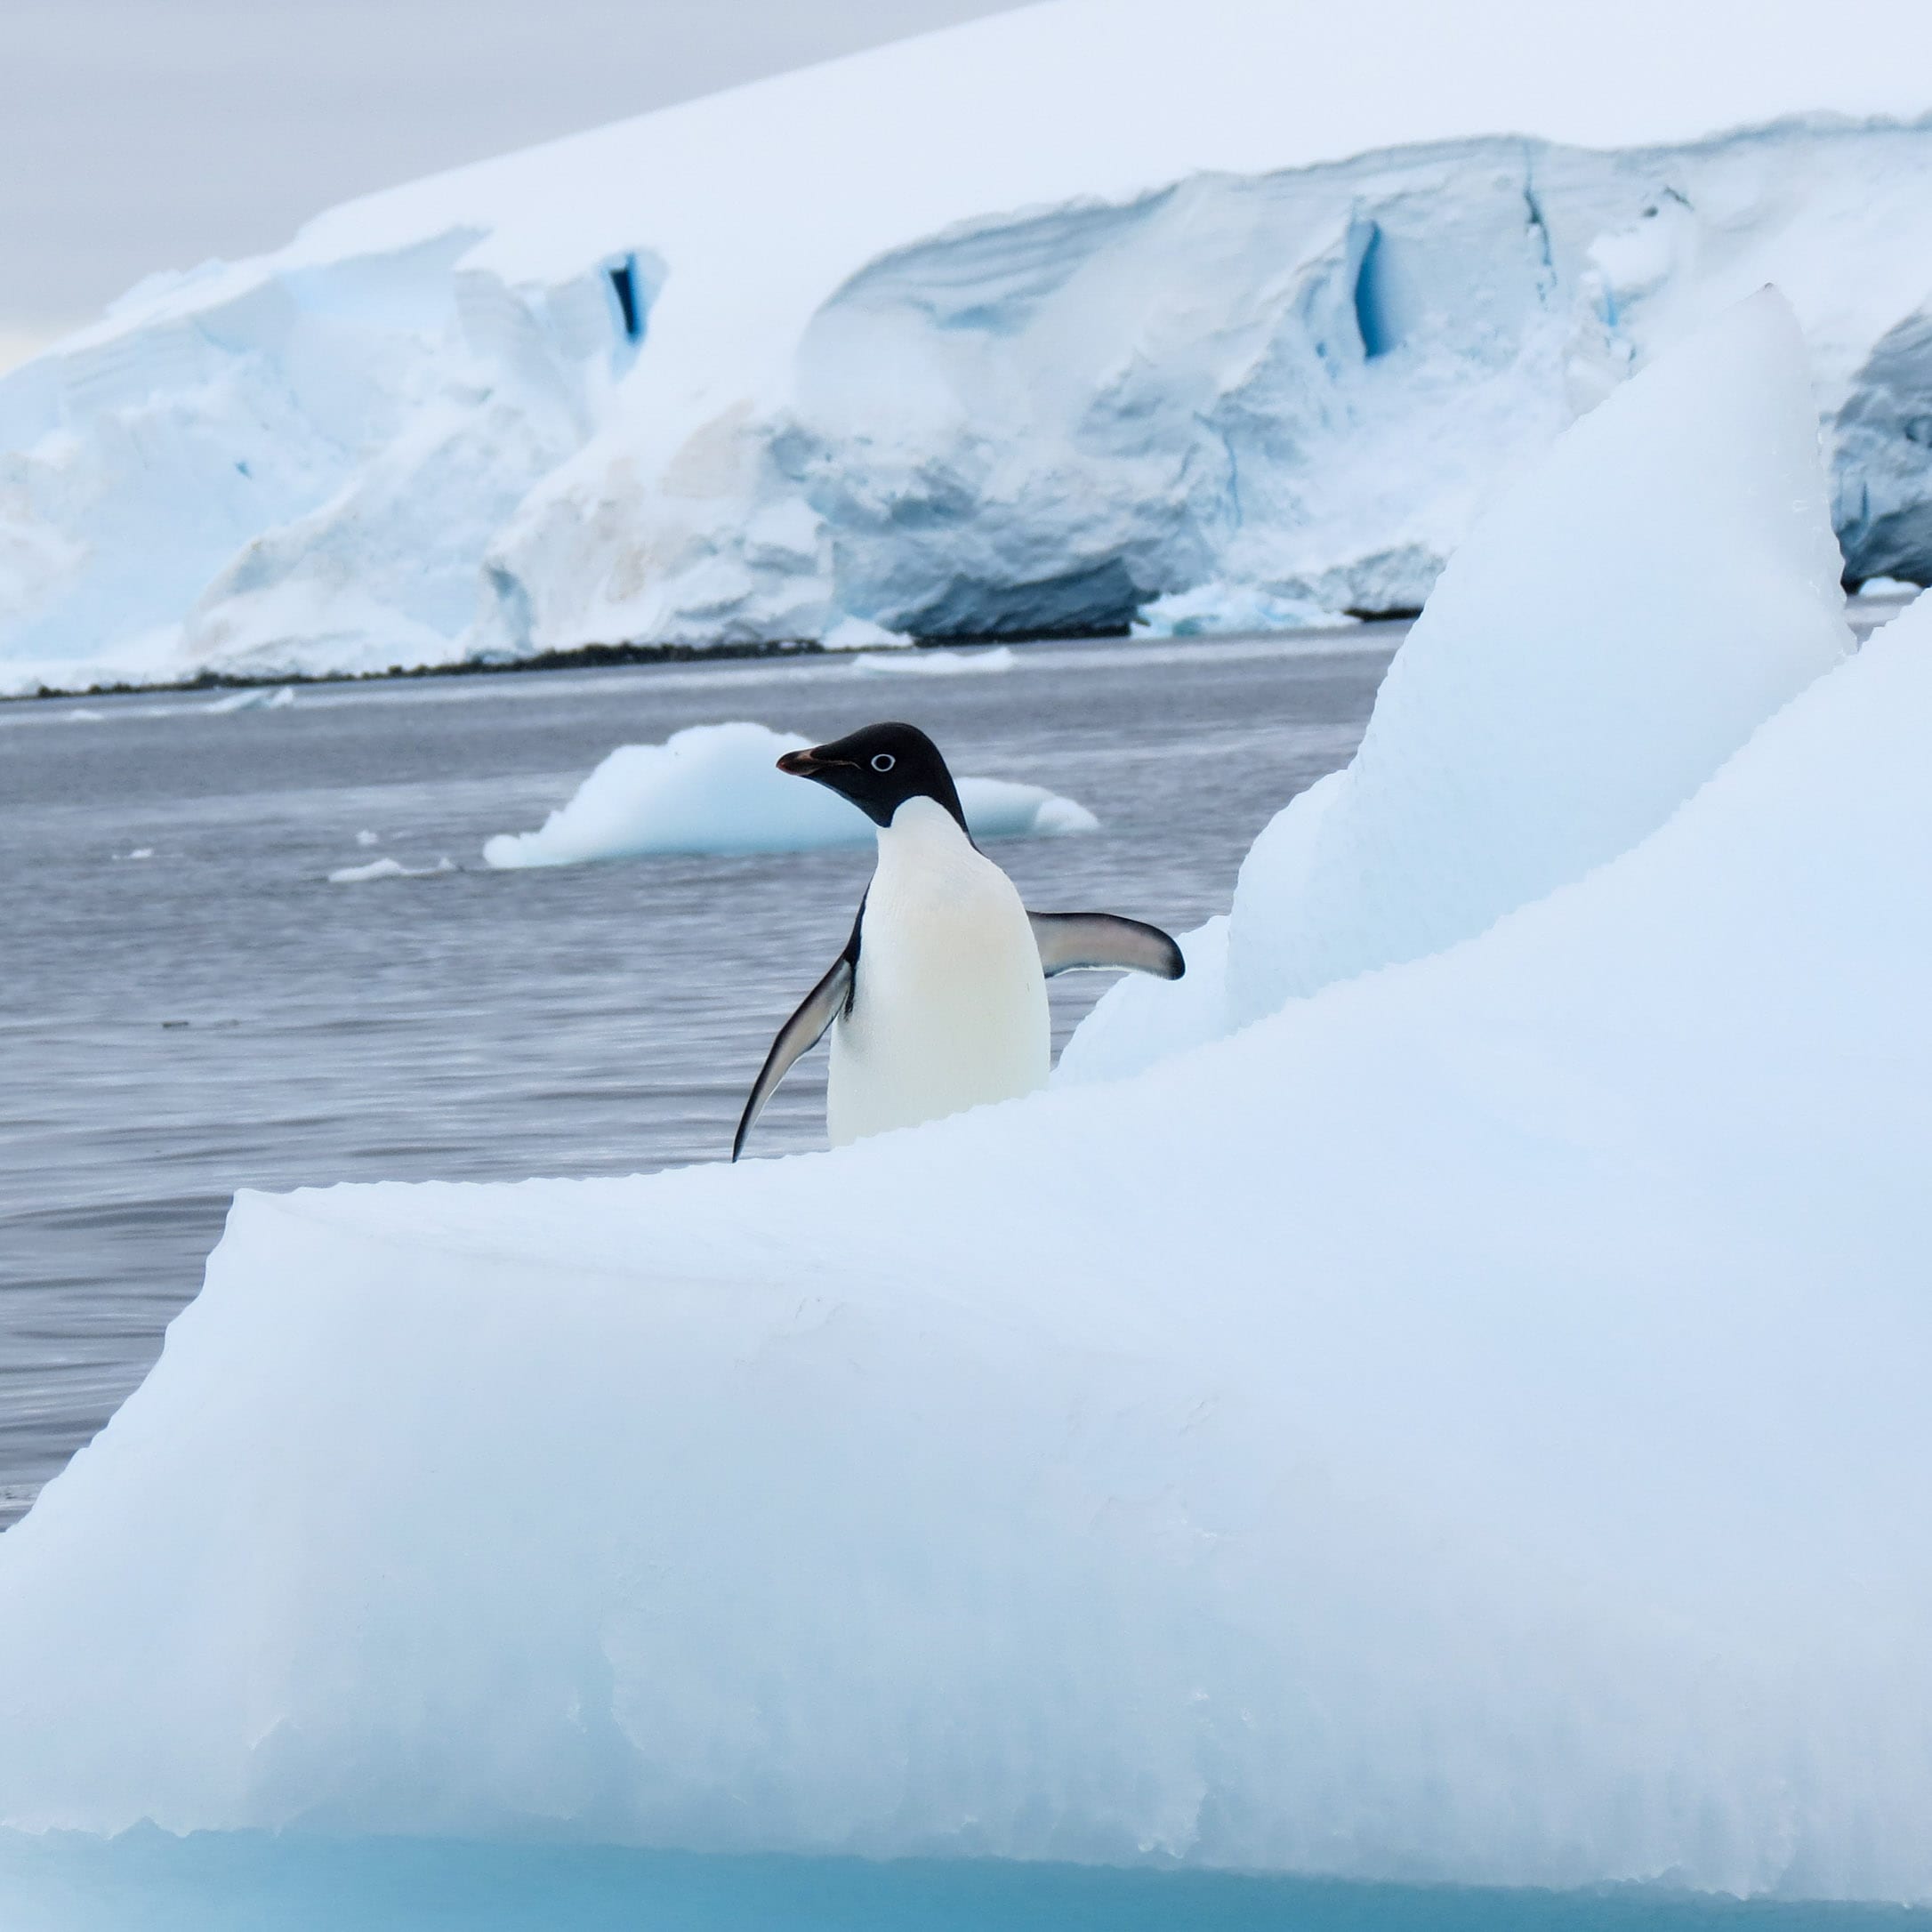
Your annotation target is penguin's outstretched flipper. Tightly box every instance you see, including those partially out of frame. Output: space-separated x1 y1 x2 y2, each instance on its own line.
733 906 864 1162
1028 912 1185 981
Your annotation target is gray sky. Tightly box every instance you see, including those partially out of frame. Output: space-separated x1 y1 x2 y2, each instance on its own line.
0 0 1026 334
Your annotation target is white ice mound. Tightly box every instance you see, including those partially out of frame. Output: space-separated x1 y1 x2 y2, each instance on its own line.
1224 290 1849 1025
480 722 1095 866
1067 291 1850 1079
2 595 1929 1893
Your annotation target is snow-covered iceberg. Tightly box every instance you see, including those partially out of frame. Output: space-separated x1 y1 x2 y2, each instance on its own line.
3 0 1931 692
2 297 1928 1901
479 721 1093 866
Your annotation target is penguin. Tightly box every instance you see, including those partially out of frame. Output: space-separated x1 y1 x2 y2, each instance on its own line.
733 721 1184 1159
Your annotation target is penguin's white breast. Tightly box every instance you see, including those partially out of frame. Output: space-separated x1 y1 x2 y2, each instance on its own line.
828 797 1049 1146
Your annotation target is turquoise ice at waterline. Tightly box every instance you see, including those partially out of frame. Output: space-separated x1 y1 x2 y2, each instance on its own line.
3 1835 1925 1932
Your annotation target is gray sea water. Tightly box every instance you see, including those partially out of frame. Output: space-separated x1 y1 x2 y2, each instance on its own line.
0 630 1395 1525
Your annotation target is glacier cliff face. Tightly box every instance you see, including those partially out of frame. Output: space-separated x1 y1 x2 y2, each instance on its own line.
2 0 1931 688
735 123 1932 642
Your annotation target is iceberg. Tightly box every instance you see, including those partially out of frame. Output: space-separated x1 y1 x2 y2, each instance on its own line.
2 295 1928 1902
1077 290 1851 1072
479 721 1094 866
1066 291 1850 1075
3 0 1931 691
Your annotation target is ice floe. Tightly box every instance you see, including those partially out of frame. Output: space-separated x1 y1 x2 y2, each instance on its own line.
203 686 295 715
849 647 1016 678
1131 586 1355 639
326 857 455 885
480 721 1095 866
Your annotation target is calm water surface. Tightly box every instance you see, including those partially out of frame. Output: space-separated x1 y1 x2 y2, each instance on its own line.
0 630 1397 1521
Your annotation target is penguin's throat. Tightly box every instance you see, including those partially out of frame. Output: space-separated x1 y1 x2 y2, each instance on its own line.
878 793 973 855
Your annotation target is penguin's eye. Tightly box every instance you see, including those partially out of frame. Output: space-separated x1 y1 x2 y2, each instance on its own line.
871 753 896 773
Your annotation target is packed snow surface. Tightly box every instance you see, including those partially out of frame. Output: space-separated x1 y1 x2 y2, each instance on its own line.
4 0 1932 691
479 722 1095 866
1 298 1928 1899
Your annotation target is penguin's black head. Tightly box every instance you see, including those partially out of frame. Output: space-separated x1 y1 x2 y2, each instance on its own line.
777 721 966 830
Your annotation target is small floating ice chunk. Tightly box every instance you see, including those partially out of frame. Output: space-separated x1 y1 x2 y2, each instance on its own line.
481 721 1094 866
1131 584 1355 639
117 848 156 862
850 646 1016 677
328 856 455 884
205 685 295 714
976 779 1097 836
822 615 914 653
354 830 382 848
1855 576 1920 599
64 709 106 723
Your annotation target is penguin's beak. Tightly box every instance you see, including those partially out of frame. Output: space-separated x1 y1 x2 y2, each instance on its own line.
777 746 851 780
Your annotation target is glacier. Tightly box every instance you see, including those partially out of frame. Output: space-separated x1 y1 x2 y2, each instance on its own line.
478 720 1091 867
1 295 1928 1901
3 0 1932 691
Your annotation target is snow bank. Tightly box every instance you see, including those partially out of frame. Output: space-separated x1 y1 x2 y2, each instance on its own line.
479 722 1093 866
1067 291 1850 1075
2 291 1929 1897
3 0 1931 690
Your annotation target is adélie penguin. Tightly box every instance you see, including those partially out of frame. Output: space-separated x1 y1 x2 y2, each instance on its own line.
733 721 1184 1159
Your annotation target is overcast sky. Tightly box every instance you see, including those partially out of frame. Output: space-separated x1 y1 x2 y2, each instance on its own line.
0 0 1026 335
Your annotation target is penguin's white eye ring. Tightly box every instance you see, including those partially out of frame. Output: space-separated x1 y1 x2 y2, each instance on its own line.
871 752 896 773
